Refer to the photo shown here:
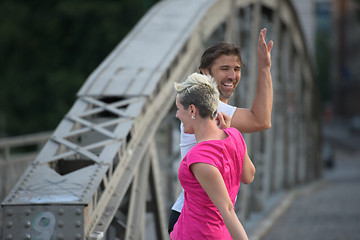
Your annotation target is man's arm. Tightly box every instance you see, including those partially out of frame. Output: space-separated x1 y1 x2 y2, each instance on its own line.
231 28 273 133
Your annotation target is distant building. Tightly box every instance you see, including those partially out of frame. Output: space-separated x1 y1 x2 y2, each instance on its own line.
291 0 360 116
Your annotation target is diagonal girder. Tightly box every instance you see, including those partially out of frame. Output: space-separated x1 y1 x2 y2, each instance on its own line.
1 0 319 239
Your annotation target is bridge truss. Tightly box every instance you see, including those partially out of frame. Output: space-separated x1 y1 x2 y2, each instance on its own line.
2 0 321 239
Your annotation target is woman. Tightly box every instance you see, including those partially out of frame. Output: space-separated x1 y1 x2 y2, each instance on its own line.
170 73 256 240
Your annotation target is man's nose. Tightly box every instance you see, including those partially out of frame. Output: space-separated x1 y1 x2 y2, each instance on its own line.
228 70 236 79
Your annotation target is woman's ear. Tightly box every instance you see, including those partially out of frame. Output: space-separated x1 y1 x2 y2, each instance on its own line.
189 104 197 116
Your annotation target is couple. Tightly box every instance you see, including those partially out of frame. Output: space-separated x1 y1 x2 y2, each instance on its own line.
169 28 273 239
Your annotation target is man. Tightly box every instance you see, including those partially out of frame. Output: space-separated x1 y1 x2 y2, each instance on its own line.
168 28 274 233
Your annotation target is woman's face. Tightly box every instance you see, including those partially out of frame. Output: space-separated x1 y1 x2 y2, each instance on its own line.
175 94 194 134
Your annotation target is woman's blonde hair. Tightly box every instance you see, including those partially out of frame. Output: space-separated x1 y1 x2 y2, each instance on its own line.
175 73 219 119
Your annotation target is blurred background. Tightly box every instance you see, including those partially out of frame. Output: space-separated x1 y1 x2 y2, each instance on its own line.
0 1 359 137
0 0 360 239
0 0 160 137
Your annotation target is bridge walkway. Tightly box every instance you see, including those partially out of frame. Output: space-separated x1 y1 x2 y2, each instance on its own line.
248 119 360 240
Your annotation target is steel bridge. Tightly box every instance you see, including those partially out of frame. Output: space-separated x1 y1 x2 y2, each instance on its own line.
1 0 321 239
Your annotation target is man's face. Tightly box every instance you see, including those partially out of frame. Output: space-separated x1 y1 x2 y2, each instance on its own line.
202 54 241 103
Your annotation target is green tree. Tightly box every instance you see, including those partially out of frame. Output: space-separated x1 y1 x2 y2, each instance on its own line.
0 0 158 136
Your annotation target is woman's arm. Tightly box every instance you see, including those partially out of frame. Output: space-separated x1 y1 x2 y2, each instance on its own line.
241 149 256 184
215 117 256 185
190 163 249 240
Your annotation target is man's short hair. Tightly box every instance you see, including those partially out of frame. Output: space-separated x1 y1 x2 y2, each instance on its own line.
199 42 245 73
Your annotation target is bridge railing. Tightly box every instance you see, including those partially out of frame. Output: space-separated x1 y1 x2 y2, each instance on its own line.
0 131 52 199
1 0 321 239
0 131 52 236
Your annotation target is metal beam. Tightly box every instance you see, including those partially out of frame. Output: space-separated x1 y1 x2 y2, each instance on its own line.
2 1 320 239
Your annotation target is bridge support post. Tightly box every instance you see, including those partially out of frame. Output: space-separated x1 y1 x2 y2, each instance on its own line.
1 1 321 238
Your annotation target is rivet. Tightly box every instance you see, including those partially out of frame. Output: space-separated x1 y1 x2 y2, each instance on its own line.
58 220 64 228
24 221 31 228
6 221 13 228
58 208 64 216
6 209 13 216
75 233 82 239
75 220 81 228
24 233 31 240
25 209 31 216
57 233 64 240
76 208 82 215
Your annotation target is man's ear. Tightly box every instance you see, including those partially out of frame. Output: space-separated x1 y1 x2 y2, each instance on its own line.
200 68 210 76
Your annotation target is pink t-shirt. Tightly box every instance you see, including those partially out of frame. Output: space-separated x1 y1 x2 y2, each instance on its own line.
170 127 246 240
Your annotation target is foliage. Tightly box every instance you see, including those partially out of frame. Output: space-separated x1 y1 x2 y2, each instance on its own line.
0 0 158 136
356 0 360 22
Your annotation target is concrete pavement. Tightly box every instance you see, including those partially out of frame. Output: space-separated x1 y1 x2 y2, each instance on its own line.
248 119 360 240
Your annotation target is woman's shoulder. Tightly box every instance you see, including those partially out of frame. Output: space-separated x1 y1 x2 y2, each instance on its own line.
223 127 243 139
187 141 223 160
192 140 223 152
223 128 246 150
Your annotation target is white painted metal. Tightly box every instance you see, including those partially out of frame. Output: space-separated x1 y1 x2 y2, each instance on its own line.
1 0 321 239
